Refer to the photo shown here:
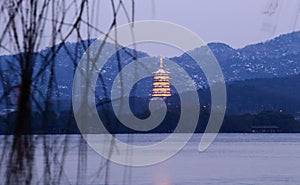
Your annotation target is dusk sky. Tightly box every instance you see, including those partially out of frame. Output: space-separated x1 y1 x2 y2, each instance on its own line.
131 0 300 48
1 0 299 56
93 0 299 56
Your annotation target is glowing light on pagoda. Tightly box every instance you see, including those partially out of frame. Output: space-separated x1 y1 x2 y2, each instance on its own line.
151 57 171 98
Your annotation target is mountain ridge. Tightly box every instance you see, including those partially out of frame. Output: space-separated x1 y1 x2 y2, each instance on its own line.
0 30 299 114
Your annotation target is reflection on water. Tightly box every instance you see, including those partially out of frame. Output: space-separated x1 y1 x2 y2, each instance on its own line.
0 134 300 185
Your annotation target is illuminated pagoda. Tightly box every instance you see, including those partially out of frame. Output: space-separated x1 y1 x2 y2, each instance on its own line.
151 57 171 98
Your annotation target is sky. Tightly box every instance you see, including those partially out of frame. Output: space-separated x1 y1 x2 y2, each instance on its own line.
133 0 300 47
1 0 300 56
75 0 300 56
127 0 300 56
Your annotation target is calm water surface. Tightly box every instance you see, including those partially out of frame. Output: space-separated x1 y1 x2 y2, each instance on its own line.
30 134 300 185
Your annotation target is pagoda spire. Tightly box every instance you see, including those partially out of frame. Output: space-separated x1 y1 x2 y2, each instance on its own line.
160 56 163 68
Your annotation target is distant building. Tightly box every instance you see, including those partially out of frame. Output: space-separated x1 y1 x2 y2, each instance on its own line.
151 57 171 99
251 125 281 133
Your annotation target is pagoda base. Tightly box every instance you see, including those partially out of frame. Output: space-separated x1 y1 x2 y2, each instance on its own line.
150 97 167 101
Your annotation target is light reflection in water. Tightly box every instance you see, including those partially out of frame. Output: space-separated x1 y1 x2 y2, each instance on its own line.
154 169 171 185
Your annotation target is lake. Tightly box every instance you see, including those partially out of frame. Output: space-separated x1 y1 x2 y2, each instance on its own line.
2 134 300 185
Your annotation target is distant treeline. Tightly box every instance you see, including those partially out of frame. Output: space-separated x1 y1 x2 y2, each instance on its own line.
0 106 299 134
198 74 300 116
2 73 299 135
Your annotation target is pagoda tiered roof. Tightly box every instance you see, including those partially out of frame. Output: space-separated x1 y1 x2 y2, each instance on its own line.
151 57 171 98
